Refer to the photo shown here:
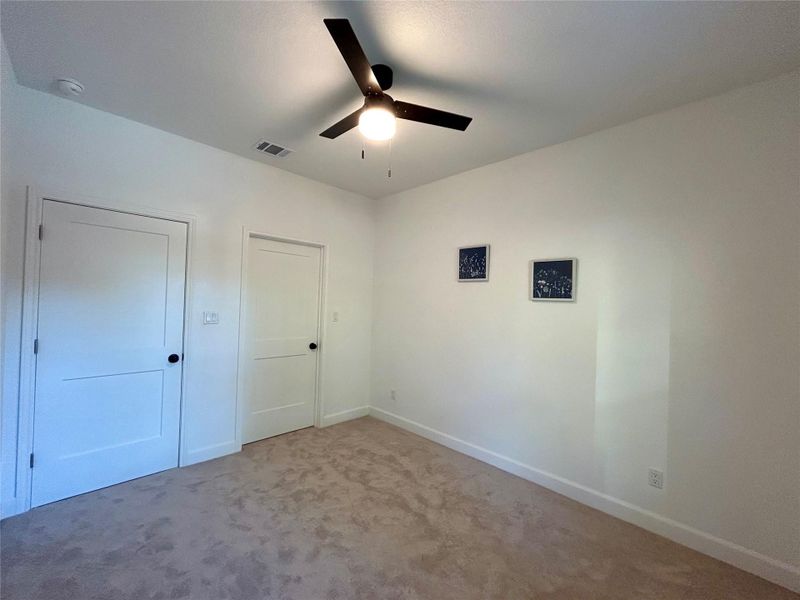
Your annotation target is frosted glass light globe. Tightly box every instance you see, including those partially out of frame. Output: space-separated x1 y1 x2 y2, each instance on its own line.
358 107 396 141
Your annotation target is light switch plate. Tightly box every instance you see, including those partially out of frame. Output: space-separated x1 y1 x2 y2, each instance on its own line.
203 311 219 325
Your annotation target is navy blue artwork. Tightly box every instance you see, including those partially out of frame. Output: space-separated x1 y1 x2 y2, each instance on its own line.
531 259 575 301
458 245 489 281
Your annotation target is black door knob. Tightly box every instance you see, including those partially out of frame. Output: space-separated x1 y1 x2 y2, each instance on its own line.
168 353 180 363
309 342 318 350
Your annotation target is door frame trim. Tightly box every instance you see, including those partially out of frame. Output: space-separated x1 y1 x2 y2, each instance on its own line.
236 229 328 444
14 186 196 515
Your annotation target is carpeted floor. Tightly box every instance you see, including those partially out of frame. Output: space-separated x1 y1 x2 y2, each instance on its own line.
1 417 794 600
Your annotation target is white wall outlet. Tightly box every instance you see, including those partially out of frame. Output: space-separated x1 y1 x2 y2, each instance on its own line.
390 390 397 402
648 468 664 489
202 311 219 325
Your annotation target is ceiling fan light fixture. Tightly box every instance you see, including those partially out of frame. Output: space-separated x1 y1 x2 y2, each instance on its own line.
358 106 396 141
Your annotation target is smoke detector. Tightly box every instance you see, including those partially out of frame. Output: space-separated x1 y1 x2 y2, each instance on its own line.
56 78 84 97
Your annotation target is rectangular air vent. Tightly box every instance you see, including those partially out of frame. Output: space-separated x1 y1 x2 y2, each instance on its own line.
253 139 293 158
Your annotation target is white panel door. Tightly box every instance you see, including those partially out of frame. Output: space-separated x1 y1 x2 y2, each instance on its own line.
243 237 321 443
32 200 187 506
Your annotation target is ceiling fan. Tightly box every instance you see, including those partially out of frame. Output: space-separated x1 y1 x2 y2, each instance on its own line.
320 18 473 141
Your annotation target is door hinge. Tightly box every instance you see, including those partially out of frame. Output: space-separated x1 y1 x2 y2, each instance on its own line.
29 453 34 469
38 224 43 240
33 339 39 354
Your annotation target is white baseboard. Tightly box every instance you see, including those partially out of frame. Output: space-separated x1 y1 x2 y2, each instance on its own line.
322 406 370 427
368 406 800 593
181 440 240 467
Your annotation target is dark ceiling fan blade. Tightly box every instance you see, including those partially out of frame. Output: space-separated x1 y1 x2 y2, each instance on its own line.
320 107 363 139
394 101 472 131
324 19 381 96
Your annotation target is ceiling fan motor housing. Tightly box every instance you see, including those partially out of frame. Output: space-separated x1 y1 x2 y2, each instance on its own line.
364 93 395 114
371 63 393 90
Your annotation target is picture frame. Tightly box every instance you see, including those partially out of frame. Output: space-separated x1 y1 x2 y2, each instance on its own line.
458 244 490 282
530 258 577 302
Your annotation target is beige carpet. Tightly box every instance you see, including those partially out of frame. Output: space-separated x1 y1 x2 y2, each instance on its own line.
1 417 794 599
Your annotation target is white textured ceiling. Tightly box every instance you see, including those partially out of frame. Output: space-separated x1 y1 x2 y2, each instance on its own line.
3 1 799 199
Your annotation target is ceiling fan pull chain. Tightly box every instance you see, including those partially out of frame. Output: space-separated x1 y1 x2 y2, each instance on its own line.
361 141 365 160
388 139 392 178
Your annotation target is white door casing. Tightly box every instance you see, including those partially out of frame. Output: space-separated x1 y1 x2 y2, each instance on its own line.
243 236 321 443
31 200 187 506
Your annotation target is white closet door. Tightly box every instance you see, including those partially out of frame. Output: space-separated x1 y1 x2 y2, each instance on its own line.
243 237 321 443
32 200 187 506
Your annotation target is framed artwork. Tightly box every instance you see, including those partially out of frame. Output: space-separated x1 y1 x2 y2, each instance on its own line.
530 258 576 301
458 245 490 281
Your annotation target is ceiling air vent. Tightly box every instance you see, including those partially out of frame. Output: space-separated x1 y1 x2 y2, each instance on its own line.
253 139 293 158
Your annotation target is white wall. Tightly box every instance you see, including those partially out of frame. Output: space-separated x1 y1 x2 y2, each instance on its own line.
370 72 800 589
1 41 374 517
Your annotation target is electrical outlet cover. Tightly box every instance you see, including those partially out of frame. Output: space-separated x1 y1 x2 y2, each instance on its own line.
648 468 664 489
